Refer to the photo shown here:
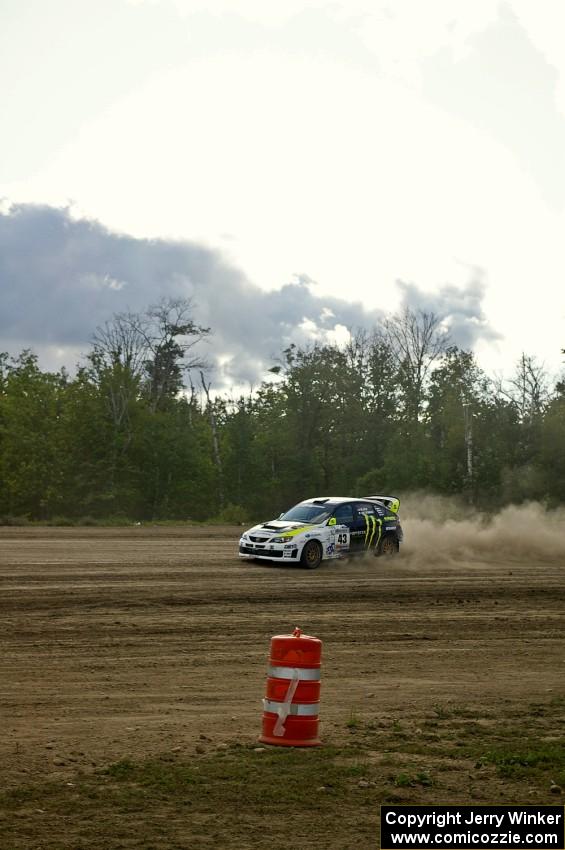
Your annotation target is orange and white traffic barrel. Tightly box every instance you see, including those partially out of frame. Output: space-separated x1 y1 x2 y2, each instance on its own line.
259 626 322 747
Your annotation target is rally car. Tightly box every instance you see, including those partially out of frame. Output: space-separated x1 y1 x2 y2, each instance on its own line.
239 495 403 569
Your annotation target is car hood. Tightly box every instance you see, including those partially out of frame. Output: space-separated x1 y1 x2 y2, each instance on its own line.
246 520 313 535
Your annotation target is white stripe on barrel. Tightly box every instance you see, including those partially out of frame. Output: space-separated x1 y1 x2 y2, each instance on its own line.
263 699 320 716
268 665 321 681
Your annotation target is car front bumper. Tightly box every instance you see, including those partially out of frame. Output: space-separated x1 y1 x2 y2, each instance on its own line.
239 542 299 560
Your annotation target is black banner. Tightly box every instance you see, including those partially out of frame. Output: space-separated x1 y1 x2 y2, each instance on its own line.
381 806 564 849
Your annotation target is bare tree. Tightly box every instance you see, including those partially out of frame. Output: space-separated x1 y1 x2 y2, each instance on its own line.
383 307 449 420
91 298 211 414
125 298 210 412
200 371 224 509
91 312 149 378
343 327 369 372
496 353 551 422
88 313 148 438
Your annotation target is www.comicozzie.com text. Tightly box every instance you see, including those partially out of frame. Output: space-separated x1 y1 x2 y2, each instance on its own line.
385 811 563 830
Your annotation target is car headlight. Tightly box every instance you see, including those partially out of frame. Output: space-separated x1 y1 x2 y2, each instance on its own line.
271 535 294 543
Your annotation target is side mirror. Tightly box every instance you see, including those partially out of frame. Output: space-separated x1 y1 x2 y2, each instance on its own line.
327 517 337 526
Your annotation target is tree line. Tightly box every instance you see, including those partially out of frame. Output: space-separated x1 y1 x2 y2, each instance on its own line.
1 297 564 523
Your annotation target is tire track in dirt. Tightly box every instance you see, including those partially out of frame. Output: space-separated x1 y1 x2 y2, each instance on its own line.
0 525 563 789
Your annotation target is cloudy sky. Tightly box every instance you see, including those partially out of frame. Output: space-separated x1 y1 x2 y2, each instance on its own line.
1 0 564 388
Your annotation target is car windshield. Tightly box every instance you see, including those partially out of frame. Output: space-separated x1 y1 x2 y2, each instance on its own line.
279 503 334 524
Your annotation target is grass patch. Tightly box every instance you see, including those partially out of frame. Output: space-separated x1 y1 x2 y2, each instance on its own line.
0 745 383 850
2 699 564 849
392 772 434 788
479 741 565 784
346 709 361 730
99 745 373 805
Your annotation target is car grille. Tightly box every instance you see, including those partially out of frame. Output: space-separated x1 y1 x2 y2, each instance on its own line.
240 545 283 558
249 535 270 543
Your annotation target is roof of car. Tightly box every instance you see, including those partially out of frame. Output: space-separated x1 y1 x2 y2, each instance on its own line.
300 496 370 505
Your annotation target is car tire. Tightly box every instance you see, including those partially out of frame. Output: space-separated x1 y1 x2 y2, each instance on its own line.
376 534 399 557
300 540 322 569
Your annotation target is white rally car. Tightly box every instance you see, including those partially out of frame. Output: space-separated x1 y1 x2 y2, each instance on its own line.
239 495 402 569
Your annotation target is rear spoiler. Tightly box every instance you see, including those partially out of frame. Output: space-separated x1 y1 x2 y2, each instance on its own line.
364 495 400 513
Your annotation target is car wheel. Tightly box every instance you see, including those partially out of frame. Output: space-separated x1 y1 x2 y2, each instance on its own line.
300 540 322 569
376 534 399 557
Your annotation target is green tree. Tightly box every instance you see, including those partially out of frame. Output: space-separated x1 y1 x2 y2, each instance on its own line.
425 347 486 496
0 352 67 518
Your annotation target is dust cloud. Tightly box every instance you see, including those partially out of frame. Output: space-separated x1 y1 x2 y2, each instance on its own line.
398 494 565 565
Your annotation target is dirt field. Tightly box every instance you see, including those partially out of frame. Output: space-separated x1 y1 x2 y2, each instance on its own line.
1 523 564 849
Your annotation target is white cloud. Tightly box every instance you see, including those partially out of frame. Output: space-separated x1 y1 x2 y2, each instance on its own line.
80 272 128 291
507 0 565 114
127 0 329 25
3 1 565 378
297 317 351 349
336 0 500 84
8 52 545 290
